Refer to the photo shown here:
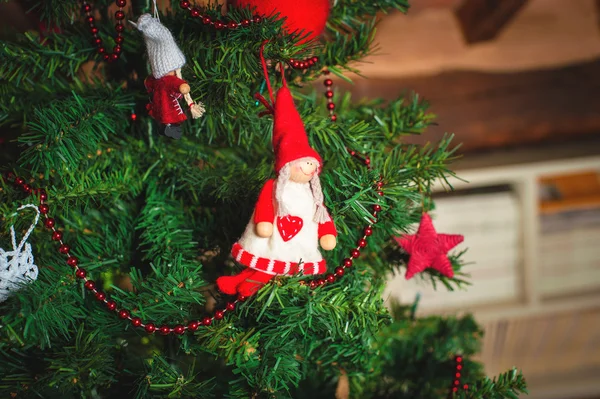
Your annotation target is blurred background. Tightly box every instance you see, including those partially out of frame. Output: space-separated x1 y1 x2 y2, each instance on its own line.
2 0 600 398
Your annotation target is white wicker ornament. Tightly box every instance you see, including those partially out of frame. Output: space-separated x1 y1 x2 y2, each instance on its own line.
0 204 40 302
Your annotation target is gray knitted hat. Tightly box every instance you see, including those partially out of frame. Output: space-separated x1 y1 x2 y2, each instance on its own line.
134 14 186 79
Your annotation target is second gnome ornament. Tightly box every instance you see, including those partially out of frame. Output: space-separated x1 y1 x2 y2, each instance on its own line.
217 53 336 297
133 14 205 139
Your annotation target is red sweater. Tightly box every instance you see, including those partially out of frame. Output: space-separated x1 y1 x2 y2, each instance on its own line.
253 179 337 238
144 75 188 125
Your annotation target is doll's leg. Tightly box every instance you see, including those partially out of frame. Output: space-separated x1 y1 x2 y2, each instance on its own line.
236 270 275 297
216 268 255 295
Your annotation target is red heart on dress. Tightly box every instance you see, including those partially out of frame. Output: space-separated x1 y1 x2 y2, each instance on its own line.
277 215 304 242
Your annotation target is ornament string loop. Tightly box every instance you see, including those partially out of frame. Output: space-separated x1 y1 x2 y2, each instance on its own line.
9 204 40 253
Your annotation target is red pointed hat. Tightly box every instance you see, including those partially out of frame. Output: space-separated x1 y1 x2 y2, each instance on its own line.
272 85 322 173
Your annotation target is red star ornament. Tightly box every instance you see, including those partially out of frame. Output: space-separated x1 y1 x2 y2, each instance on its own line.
394 213 464 279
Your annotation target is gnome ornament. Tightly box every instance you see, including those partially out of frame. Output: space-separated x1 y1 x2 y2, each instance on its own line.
216 46 336 297
133 14 205 139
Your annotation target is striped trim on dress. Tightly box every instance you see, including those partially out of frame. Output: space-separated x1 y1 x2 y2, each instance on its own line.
231 243 326 276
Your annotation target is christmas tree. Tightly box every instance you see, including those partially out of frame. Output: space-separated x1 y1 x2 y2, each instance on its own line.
0 0 527 397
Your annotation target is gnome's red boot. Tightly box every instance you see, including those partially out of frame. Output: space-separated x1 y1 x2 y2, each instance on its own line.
236 270 275 297
216 268 255 295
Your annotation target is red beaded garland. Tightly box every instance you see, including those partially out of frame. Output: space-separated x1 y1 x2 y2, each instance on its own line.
81 0 126 63
373 204 382 212
358 238 367 248
180 0 191 8
364 226 373 236
39 204 49 214
2 156 386 333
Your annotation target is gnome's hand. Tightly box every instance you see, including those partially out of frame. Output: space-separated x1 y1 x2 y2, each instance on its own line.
179 83 190 95
256 222 274 238
320 234 337 251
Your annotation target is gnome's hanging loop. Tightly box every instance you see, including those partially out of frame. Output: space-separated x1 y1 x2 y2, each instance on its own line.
132 13 205 140
0 204 41 302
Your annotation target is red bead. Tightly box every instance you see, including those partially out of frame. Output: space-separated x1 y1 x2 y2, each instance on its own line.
334 267 345 277
365 158 371 166
95 291 106 301
237 294 247 302
463 384 468 390
110 53 119 62
456 373 461 378
188 321 200 331
39 204 49 214
376 181 384 188
312 56 319 63
52 230 62 241
94 38 102 46
22 184 32 194
330 114 337 122
202 317 212 326
145 323 156 333
173 325 185 335
351 249 360 258
159 325 170 335
115 35 124 44
98 47 106 54
180 0 191 9
59 244 70 254
373 204 382 212
377 191 384 196
44 218 55 228
103 54 110 61
456 356 463 363
75 269 86 279
86 16 94 24
325 91 334 99
39 192 48 201
343 258 352 268
214 310 224 320
454 380 460 386
83 4 92 12
131 317 142 327
130 113 137 121
241 19 250 27
457 365 462 370
116 0 126 7
67 256 78 267
452 387 458 393
252 15 262 23
84 280 95 290
114 11 125 20
191 8 200 17
202 16 211 24
106 300 117 311
364 226 373 236
226 302 235 311
326 274 335 284
227 21 238 29
113 45 122 54
91 27 99 34
309 280 317 289
214 21 224 29
118 309 130 319
327 103 335 111
298 62 305 69
115 23 124 32
358 238 367 248
14 177 25 186
324 79 333 87
292 61 300 68
317 279 325 286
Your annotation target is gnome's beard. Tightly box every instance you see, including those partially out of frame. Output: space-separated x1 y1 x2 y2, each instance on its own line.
275 164 330 224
